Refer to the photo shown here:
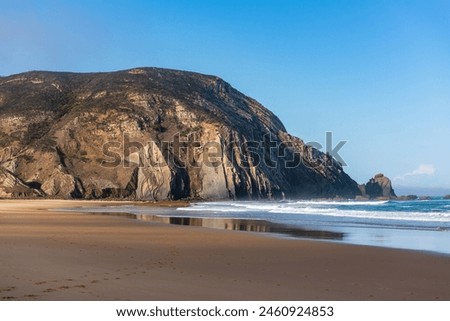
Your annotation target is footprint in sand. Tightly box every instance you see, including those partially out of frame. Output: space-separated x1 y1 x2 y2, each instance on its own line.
45 284 87 292
34 281 47 285
0 286 16 293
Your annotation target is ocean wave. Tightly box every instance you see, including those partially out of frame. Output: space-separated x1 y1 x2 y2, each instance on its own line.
178 200 388 213
293 200 389 206
177 206 246 212
177 200 450 223
269 207 450 222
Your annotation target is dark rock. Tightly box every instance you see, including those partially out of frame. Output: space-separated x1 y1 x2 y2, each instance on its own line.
444 195 450 200
357 184 366 195
397 195 418 201
362 173 396 199
0 68 361 200
418 196 432 200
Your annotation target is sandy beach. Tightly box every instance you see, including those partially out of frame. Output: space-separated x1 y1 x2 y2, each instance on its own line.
1 200 450 301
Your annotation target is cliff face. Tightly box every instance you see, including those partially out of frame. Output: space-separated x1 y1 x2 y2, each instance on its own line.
0 68 360 200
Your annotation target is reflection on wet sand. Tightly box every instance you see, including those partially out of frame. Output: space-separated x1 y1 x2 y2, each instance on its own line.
91 211 344 241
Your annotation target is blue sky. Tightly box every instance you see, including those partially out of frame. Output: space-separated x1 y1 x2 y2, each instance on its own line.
1 0 449 194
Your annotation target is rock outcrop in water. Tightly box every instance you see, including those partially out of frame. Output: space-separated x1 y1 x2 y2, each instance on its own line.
397 195 418 201
0 68 360 200
359 173 396 199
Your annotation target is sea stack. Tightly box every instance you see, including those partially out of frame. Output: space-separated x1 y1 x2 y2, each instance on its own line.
359 173 396 199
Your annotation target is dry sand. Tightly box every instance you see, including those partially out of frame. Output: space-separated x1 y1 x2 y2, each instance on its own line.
1 199 450 300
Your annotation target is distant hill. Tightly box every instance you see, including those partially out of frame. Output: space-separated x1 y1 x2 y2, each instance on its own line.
0 68 360 200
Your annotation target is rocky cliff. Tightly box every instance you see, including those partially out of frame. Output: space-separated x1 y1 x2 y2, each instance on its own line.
0 68 360 200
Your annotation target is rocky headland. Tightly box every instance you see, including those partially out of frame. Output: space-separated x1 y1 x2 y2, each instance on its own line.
0 68 361 200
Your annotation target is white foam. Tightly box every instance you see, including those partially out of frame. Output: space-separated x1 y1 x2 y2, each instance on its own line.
269 208 450 222
177 200 450 224
293 200 389 206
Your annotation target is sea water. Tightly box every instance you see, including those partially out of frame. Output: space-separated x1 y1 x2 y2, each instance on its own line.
70 198 450 255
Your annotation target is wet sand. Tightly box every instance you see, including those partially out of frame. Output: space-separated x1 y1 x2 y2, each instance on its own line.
1 200 450 300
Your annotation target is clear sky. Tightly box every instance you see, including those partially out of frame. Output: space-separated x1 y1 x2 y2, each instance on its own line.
1 0 449 194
